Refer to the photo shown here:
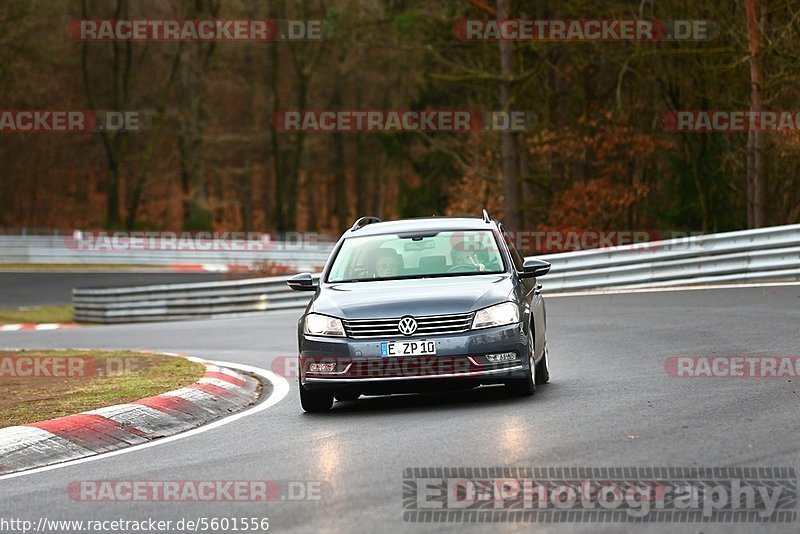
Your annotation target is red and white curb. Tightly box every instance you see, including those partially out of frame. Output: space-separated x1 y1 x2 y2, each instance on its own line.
0 352 261 476
0 323 81 332
168 264 251 273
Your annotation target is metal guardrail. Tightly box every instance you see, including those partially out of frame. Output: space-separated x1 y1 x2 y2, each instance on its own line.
73 275 321 323
71 224 800 323
543 224 800 291
0 235 333 272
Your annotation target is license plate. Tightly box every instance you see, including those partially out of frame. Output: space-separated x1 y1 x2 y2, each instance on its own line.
380 340 437 357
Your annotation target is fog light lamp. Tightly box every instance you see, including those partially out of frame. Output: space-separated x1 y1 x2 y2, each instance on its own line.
308 362 337 373
486 352 517 363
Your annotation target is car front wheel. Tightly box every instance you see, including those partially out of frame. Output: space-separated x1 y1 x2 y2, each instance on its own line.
535 341 550 385
300 382 333 412
506 327 536 396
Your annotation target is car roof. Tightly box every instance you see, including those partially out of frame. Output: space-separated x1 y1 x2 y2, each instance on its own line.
345 217 497 237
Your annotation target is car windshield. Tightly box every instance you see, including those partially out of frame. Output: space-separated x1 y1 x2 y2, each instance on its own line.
327 230 505 282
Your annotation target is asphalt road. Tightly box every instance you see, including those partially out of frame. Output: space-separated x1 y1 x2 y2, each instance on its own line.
0 273 226 308
0 286 798 533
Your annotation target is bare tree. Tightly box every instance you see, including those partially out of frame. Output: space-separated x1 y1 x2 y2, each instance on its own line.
176 0 220 230
745 0 765 228
496 0 518 228
268 1 326 231
79 0 133 226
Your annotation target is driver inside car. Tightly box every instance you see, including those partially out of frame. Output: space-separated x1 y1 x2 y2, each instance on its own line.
451 242 487 271
371 248 404 278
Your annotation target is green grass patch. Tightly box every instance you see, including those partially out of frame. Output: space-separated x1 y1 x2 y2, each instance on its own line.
0 305 74 324
0 349 206 428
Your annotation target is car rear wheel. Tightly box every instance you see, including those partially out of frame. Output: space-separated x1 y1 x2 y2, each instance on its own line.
535 341 550 385
506 327 536 396
299 382 333 412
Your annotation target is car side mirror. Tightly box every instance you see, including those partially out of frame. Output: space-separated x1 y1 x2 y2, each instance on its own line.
287 272 317 291
520 258 551 279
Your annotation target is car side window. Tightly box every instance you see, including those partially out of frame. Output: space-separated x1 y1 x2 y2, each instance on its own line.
501 226 524 271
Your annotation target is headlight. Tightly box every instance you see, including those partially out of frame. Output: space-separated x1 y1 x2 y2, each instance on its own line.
471 302 519 330
304 313 345 337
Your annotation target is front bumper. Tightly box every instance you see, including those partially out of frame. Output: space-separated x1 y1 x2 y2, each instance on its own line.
299 322 529 394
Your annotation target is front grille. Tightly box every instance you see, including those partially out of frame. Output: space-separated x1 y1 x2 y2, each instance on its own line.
343 312 474 339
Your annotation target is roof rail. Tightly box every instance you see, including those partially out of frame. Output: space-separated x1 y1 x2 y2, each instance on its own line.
482 209 492 223
350 216 382 231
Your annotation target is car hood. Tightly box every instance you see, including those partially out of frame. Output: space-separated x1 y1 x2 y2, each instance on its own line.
311 274 514 319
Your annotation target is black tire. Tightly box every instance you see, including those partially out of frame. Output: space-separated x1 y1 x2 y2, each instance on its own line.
535 342 550 385
334 392 360 402
506 327 536 396
299 382 333 412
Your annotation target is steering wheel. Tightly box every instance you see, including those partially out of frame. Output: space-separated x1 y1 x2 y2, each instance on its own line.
447 264 478 273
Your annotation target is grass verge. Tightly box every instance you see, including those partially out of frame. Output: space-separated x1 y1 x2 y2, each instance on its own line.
0 349 206 428
0 305 74 325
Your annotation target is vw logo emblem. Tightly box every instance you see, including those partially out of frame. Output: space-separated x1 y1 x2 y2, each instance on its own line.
398 316 418 336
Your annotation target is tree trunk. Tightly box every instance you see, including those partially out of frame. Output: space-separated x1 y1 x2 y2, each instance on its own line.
496 0 518 229
331 66 349 230
281 3 325 231
746 0 765 228
517 131 530 229
177 1 219 230
80 0 129 227
178 68 208 230
267 1 284 230
126 48 183 230
354 78 368 217
283 72 307 230
240 47 255 231
304 147 317 231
